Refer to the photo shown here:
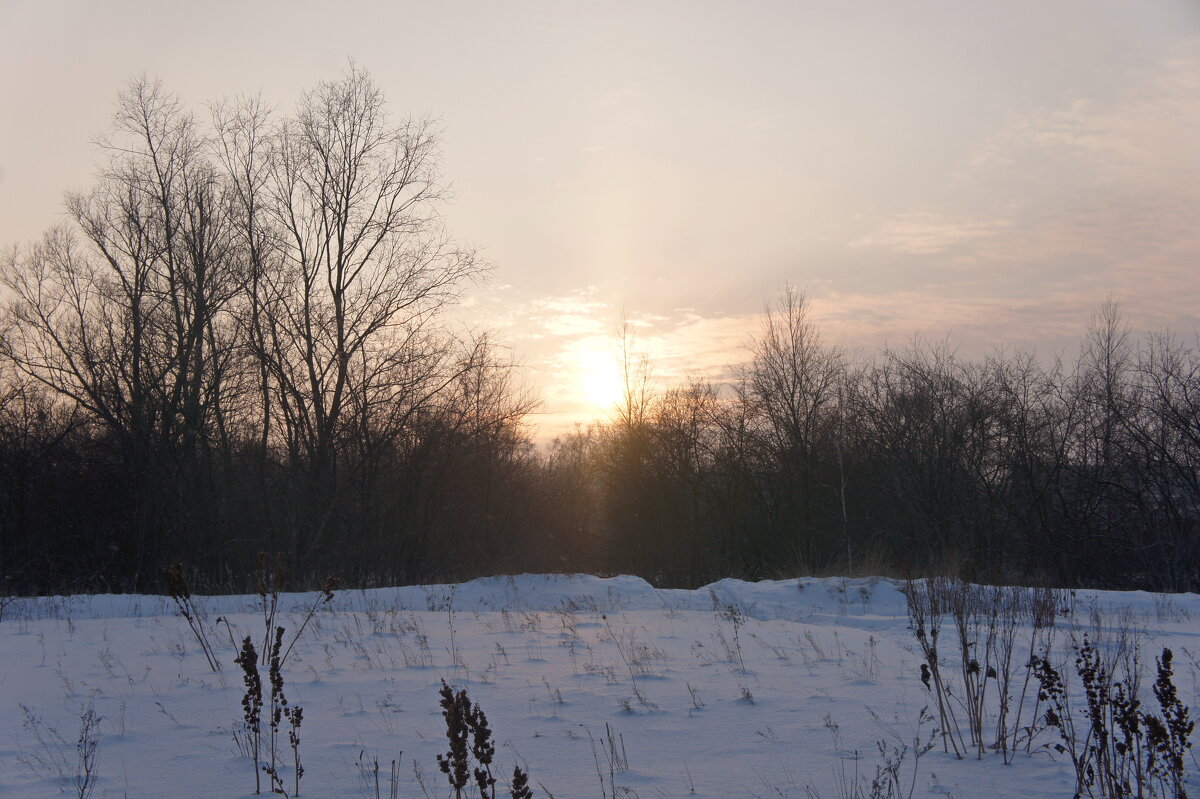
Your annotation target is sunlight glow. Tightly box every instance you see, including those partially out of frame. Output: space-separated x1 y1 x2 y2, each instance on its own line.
574 342 626 412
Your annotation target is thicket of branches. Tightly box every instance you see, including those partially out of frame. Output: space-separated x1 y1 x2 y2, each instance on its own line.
0 70 538 592
542 292 1200 591
1 72 1197 595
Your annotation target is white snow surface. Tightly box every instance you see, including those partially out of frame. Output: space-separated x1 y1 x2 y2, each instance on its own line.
1 574 1197 798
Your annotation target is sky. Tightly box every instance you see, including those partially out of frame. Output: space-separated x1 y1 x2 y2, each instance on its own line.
2 1 1198 439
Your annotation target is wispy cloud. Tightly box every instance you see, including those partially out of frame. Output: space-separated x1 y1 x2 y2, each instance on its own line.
527 288 611 337
848 42 1200 333
852 212 1013 256
971 49 1200 186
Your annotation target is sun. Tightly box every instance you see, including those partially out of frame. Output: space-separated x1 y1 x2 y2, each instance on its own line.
575 344 626 411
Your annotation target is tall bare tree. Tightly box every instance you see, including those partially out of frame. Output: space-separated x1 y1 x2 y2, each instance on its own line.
734 287 846 565
252 67 485 557
2 79 246 580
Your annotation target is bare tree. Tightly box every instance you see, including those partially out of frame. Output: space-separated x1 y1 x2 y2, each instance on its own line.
734 287 846 566
212 93 280 466
252 66 486 557
1135 331 1200 588
616 318 654 430
738 288 844 457
1 78 246 581
1 69 529 588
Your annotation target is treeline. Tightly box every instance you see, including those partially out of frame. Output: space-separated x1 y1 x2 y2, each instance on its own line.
0 70 538 592
2 72 1198 594
542 293 1200 592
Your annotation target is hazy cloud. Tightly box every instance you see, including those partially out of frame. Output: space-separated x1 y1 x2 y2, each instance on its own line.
852 212 1014 256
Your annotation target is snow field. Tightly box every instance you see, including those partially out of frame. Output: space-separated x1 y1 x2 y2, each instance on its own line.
1 575 1197 798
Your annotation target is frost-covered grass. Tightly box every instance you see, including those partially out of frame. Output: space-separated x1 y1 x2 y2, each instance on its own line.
1 575 1196 798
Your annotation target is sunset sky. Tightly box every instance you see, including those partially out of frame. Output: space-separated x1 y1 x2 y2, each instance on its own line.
2 1 1198 439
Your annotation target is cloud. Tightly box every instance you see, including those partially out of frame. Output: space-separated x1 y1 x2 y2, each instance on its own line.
527 289 611 337
847 42 1200 332
852 212 1013 256
462 286 613 339
971 48 1200 188
806 290 1085 353
637 314 757 382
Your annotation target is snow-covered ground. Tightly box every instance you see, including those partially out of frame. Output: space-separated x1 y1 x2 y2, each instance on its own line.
1 574 1196 798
